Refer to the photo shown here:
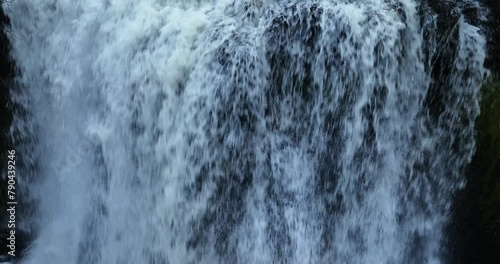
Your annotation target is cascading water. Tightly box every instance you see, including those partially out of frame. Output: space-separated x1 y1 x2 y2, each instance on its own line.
3 0 488 263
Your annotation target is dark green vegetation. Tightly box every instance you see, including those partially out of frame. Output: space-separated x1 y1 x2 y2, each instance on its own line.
449 73 500 264
476 74 500 239
475 73 500 258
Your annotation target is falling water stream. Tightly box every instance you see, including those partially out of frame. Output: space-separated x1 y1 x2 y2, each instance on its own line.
3 0 488 263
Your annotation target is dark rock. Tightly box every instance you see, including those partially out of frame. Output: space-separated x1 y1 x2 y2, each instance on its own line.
482 0 500 71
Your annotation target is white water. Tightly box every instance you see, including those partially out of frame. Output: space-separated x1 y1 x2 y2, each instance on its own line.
4 0 487 263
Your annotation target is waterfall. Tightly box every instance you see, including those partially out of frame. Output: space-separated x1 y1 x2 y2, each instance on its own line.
3 0 487 263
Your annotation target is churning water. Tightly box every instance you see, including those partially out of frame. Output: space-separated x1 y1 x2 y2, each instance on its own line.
4 0 488 263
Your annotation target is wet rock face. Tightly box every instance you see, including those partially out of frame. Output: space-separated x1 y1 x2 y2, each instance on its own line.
480 0 500 71
423 0 499 70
